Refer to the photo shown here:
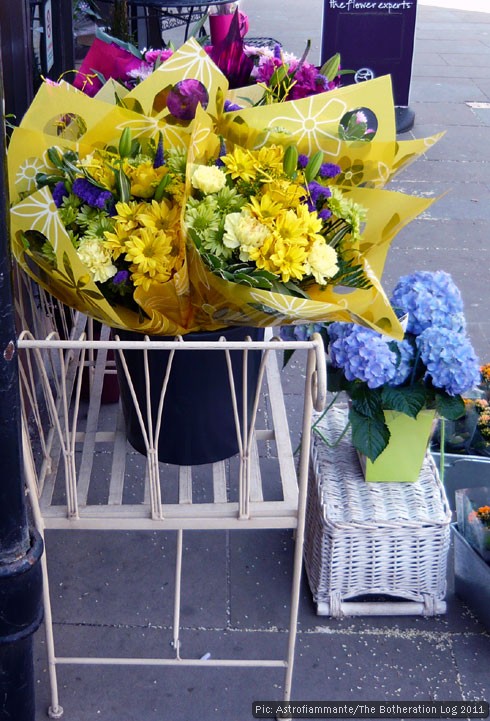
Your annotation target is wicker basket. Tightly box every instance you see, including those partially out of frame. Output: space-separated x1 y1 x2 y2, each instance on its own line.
304 406 452 617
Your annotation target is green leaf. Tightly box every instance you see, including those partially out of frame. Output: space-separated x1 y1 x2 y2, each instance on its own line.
115 168 131 202
319 52 341 82
350 385 383 418
435 392 465 421
381 385 427 418
350 407 390 462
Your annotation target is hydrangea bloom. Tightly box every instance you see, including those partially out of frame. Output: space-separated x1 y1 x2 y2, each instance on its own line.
390 270 466 334
416 326 480 396
328 323 401 389
280 323 324 342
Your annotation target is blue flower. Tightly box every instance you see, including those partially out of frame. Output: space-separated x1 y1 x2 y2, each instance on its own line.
329 323 399 389
72 178 113 210
390 270 465 334
416 326 480 396
319 163 341 179
280 323 324 342
52 181 68 208
153 135 164 169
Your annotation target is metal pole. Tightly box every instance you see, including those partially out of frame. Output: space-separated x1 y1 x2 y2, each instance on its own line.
0 0 34 123
0 51 44 721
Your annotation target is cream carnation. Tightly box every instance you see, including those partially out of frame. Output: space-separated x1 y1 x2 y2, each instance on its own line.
223 210 270 259
305 241 339 284
191 165 227 194
77 237 117 283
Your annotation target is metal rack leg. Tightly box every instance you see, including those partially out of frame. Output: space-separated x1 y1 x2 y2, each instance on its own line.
172 529 184 658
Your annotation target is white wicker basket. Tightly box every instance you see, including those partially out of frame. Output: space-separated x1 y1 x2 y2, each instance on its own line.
304 406 452 617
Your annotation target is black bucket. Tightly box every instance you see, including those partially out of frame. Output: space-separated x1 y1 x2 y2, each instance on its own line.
114 326 265 466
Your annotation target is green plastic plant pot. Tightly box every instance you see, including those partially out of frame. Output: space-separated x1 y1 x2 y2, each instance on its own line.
359 409 436 483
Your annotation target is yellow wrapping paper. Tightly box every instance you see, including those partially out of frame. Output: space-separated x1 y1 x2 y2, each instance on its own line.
8 40 441 338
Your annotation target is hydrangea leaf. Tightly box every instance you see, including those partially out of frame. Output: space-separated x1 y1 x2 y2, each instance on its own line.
435 392 465 421
349 407 390 462
381 385 427 418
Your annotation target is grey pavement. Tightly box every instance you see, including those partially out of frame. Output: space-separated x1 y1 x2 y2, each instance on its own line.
33 3 490 720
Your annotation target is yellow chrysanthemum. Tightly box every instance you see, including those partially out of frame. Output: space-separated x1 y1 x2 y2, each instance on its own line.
248 235 307 283
113 200 146 232
137 199 181 239
265 179 304 209
296 204 324 243
248 194 284 222
221 147 257 183
124 227 174 279
274 209 310 246
103 223 132 261
255 145 284 177
125 162 167 199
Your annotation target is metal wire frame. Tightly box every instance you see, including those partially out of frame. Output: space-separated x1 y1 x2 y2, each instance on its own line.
19 312 326 720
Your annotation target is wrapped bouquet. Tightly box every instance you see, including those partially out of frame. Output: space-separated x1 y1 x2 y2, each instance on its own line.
8 39 442 337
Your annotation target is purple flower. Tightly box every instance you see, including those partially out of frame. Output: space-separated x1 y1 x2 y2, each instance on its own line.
298 154 308 169
166 79 209 121
153 134 164 169
319 163 341 179
224 99 243 112
52 181 68 208
112 270 130 285
72 178 113 209
307 181 331 213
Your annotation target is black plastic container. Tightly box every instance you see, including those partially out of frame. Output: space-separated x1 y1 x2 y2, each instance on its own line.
114 326 264 466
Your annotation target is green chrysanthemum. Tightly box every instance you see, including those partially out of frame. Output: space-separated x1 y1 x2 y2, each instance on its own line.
214 186 247 214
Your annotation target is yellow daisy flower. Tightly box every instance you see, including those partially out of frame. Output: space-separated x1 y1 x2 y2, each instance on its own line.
103 223 132 261
137 199 181 237
221 147 257 183
113 200 146 232
124 227 174 278
274 209 310 246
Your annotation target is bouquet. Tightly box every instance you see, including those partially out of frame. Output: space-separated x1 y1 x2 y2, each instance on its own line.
8 40 442 338
283 271 481 461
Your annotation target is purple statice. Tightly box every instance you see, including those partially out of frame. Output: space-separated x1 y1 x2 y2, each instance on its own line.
416 326 480 396
52 181 68 208
166 79 209 121
153 135 164 169
319 163 341 180
307 181 331 213
328 323 399 389
72 178 113 209
298 154 308 169
390 270 466 335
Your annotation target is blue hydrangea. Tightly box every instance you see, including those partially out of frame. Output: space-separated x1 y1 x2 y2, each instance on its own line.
328 322 415 389
280 323 324 342
416 326 480 396
390 270 466 335
328 323 398 389
390 338 415 385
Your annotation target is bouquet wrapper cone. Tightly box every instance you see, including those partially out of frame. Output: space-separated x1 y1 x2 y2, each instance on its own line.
9 39 441 338
359 409 437 483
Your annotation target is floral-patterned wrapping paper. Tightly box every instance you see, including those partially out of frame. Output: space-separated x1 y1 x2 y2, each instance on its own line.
8 40 441 338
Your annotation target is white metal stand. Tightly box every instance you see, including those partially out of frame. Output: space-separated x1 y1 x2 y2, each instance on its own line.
18 301 326 718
